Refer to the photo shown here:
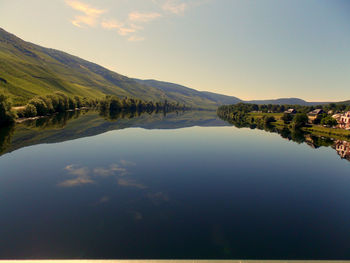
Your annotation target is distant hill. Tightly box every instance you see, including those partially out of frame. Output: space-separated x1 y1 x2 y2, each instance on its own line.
133 79 242 108
245 98 330 106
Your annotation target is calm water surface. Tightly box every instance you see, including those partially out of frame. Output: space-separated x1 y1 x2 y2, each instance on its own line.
0 111 349 259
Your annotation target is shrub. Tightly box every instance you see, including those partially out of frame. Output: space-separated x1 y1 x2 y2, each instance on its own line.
28 98 48 116
23 104 37 117
292 113 308 129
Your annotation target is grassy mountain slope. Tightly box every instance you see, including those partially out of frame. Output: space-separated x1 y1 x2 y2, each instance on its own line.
134 79 241 108
0 28 168 105
0 28 237 109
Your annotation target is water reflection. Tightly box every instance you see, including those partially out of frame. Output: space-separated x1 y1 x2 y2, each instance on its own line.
59 160 138 188
219 117 350 162
1 110 350 259
0 110 225 156
334 140 350 161
0 110 349 163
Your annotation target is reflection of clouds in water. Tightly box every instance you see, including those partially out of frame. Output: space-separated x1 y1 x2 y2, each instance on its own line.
130 211 143 221
117 178 147 189
120 160 136 166
65 164 89 177
59 165 94 187
93 164 128 177
59 160 142 188
147 192 169 205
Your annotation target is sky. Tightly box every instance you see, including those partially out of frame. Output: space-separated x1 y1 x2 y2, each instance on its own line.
0 0 349 101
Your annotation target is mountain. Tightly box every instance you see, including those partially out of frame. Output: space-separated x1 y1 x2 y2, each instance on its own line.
0 27 237 109
133 79 241 107
0 28 168 105
245 98 329 106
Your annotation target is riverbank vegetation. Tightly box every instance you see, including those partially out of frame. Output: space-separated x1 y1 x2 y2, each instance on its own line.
217 103 350 141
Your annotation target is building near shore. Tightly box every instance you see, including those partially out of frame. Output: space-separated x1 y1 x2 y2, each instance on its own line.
337 111 350 130
284 108 297 114
307 109 324 123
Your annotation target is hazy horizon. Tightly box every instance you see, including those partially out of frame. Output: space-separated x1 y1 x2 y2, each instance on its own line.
1 0 349 101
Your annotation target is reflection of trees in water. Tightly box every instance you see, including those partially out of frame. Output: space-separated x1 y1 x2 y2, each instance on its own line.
0 109 182 156
0 125 14 155
99 108 171 121
22 110 83 130
220 116 346 160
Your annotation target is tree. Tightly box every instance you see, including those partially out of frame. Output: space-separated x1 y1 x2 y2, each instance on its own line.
292 113 308 129
23 104 37 117
281 113 293 124
0 93 15 126
28 98 48 116
264 116 276 125
321 116 337 127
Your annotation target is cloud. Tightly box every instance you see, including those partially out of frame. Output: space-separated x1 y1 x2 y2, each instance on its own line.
162 0 188 15
65 0 209 41
65 0 106 27
128 35 145 42
128 11 162 22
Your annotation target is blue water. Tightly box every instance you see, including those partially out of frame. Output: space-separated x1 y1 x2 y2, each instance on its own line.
0 111 349 259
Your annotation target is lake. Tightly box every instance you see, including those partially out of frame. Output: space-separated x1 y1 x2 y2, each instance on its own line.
0 110 350 259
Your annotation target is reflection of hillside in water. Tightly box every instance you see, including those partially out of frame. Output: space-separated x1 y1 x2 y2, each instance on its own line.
0 110 226 156
219 117 350 163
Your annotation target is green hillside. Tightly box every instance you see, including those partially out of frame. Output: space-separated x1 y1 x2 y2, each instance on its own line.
0 28 232 109
133 79 241 108
0 28 169 105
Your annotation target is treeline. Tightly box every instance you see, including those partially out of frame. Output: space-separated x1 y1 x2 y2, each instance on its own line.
17 92 99 118
0 92 190 127
99 95 189 115
217 102 350 115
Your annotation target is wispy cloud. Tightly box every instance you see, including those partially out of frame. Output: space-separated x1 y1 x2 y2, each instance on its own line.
128 11 162 22
128 35 145 42
65 0 209 41
162 0 188 15
65 0 106 28
101 20 140 36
